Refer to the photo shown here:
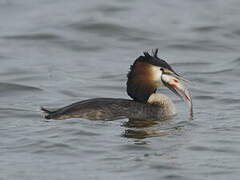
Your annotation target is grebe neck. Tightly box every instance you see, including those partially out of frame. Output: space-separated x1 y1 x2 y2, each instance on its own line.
147 93 176 116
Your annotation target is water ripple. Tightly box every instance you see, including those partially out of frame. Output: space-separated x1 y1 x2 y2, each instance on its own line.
0 82 42 94
192 25 220 33
232 57 240 64
172 62 211 67
2 33 60 41
92 4 130 15
70 22 131 35
194 95 215 100
168 40 233 51
68 20 152 42
188 145 240 154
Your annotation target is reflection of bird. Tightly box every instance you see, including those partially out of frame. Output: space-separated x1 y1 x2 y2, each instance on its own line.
122 118 171 139
41 49 192 120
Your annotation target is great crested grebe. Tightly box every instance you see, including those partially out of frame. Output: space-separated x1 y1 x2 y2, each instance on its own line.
41 49 193 120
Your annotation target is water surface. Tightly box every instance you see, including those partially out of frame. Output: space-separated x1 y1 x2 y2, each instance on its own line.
0 0 240 179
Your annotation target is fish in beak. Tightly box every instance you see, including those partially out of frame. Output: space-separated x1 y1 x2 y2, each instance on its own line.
161 73 193 119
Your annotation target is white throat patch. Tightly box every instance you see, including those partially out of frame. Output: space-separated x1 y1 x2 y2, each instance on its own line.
151 65 163 87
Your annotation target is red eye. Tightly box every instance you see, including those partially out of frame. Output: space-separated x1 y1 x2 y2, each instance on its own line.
173 79 178 83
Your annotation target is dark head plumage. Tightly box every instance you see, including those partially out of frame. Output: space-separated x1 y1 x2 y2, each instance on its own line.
127 49 178 103
135 49 178 76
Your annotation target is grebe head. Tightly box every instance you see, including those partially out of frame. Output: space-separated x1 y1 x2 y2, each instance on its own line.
127 49 192 116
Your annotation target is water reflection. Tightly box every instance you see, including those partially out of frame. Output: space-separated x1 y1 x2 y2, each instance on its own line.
122 118 172 139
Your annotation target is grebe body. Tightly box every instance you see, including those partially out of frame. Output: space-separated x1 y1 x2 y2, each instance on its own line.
42 49 192 120
41 94 176 120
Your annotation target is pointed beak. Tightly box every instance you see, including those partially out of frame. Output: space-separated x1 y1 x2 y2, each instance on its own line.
161 73 193 119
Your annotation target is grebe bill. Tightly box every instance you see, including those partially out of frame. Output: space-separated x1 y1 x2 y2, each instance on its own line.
41 49 193 120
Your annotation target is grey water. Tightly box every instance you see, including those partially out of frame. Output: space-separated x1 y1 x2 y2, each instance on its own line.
0 0 240 179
